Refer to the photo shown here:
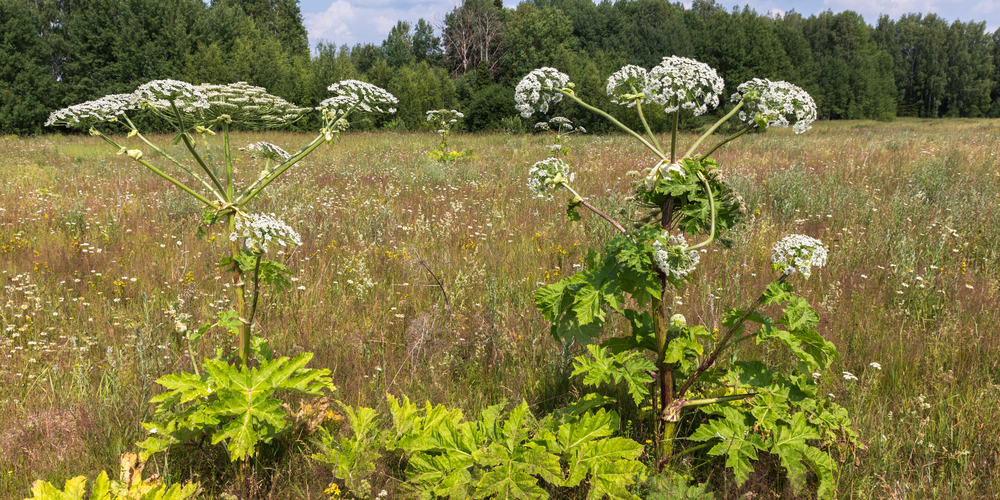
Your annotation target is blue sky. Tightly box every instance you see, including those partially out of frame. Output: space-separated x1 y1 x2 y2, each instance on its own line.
299 0 1000 48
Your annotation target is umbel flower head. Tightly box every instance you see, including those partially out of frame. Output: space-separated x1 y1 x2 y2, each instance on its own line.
46 93 138 127
528 157 574 200
606 65 651 107
646 56 724 116
246 141 291 161
195 82 310 128
652 232 700 281
319 80 398 116
230 213 302 254
515 67 571 118
134 79 210 114
733 79 817 134
771 234 827 279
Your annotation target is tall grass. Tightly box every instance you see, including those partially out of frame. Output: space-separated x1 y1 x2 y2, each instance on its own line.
1 119 998 498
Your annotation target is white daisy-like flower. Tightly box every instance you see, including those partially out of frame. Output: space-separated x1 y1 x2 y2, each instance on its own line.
230 212 302 254
319 80 398 116
514 67 571 118
646 56 724 116
46 93 138 127
652 232 700 281
527 157 574 200
842 371 858 381
732 79 817 134
246 141 291 161
771 234 827 279
606 65 650 107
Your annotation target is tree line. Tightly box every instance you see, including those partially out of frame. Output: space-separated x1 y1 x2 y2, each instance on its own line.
2 0 998 134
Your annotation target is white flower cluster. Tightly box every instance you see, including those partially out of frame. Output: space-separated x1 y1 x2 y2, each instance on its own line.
319 80 398 116
528 157 573 200
134 79 210 113
230 213 302 254
197 82 309 127
535 116 584 134
515 68 571 118
771 234 827 279
426 109 464 122
606 65 650 107
732 79 817 134
46 93 138 127
246 141 291 161
652 232 700 281
646 57 724 116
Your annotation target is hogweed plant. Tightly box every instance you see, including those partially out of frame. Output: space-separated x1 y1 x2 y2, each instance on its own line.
45 80 398 472
517 58 857 497
425 108 473 161
534 116 585 156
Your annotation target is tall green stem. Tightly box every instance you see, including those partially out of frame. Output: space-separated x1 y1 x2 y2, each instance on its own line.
563 185 627 235
670 107 679 163
686 172 716 251
223 122 233 201
228 211 249 367
239 134 326 206
562 91 666 161
684 101 745 159
634 98 663 153
122 116 221 200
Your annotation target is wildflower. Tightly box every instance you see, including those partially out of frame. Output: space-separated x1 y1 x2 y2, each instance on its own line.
652 232 700 281
46 93 138 127
646 56 724 116
247 141 291 161
197 82 309 127
515 67 571 118
318 80 398 116
230 212 302 254
606 65 651 107
771 234 827 279
528 157 574 200
842 371 858 381
869 362 882 370
732 79 817 134
133 79 210 114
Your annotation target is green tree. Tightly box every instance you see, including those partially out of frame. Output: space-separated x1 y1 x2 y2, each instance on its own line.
383 20 415 68
388 62 443 129
501 3 575 81
0 0 59 134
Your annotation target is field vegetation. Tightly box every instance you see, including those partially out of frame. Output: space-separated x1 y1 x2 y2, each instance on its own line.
1 118 999 498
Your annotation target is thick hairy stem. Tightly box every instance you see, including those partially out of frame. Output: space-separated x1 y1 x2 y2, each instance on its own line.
655 196 675 460
223 122 234 201
562 91 666 161
228 213 249 367
683 101 744 159
564 185 627 235
676 274 789 398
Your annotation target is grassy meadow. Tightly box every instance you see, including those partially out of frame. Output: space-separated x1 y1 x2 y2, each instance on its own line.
1 119 999 499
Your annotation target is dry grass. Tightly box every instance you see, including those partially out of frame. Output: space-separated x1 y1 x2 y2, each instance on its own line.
1 118 999 498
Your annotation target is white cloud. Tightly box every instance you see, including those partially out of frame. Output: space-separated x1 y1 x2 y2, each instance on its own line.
822 0 940 21
303 0 451 47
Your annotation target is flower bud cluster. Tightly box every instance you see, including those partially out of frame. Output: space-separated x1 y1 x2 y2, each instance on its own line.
528 157 574 200
515 68 571 118
771 234 827 278
646 57 724 116
230 213 302 254
246 142 291 161
652 232 700 281
319 80 398 115
643 161 686 191
733 79 817 134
